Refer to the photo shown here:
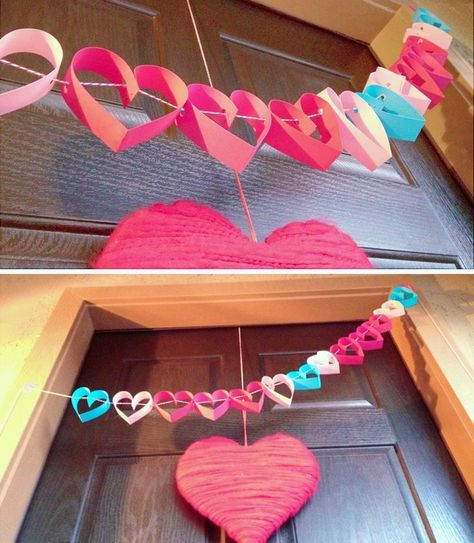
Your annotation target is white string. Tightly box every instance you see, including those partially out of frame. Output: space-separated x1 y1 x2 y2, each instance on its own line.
185 0 214 87
0 57 359 121
237 327 248 447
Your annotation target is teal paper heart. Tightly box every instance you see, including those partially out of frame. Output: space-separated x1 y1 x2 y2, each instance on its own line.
71 386 111 423
287 364 321 391
389 286 418 308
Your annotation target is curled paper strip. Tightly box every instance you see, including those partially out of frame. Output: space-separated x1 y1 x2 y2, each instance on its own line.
412 7 450 33
364 67 431 115
318 87 392 170
177 85 271 172
358 85 425 141
69 286 417 423
0 28 63 115
62 48 189 151
404 22 452 51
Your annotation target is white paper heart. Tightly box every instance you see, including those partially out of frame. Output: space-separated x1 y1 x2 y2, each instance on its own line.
306 350 340 375
112 390 153 425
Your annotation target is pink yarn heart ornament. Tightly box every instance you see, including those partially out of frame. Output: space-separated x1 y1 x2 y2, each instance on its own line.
92 200 373 269
176 433 319 543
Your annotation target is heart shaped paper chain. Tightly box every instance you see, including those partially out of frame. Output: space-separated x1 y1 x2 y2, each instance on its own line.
62 47 188 151
92 200 373 269
0 28 63 115
177 84 271 172
176 433 319 543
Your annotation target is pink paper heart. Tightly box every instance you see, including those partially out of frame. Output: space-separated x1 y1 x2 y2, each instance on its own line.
92 200 373 269
266 93 342 170
176 84 271 172
193 389 230 421
330 336 365 365
229 381 264 413
153 390 194 423
0 28 63 115
176 433 319 543
62 47 188 151
349 323 384 351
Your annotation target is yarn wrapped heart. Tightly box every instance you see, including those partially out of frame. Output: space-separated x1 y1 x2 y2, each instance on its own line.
92 200 373 269
176 433 319 543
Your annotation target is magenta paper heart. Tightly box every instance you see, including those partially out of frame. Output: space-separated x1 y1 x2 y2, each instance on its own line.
363 314 392 334
349 323 384 351
330 336 365 365
266 93 342 170
92 200 373 269
62 47 188 151
229 381 264 413
176 433 319 543
176 84 271 172
0 28 63 115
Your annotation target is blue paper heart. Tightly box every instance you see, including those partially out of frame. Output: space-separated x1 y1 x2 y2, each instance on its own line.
413 7 450 33
287 364 321 391
358 86 425 141
389 286 419 308
71 386 111 423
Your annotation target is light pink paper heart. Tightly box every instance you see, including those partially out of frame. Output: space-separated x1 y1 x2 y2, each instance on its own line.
0 28 63 115
62 47 188 151
176 433 319 543
193 389 230 421
176 84 271 172
260 374 294 407
318 87 392 170
92 200 374 269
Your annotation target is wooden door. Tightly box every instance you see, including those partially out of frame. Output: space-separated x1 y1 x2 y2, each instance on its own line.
1 0 472 269
18 324 473 542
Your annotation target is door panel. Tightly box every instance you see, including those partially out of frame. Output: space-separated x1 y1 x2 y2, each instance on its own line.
18 323 473 542
0 0 472 268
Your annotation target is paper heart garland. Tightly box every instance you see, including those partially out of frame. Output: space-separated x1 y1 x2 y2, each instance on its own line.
177 84 271 172
92 200 373 269
0 28 63 115
62 47 188 151
176 434 319 543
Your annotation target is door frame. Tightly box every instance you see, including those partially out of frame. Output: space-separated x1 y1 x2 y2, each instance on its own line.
0 276 472 541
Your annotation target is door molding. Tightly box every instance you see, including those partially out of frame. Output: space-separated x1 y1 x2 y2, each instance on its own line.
1 277 472 541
